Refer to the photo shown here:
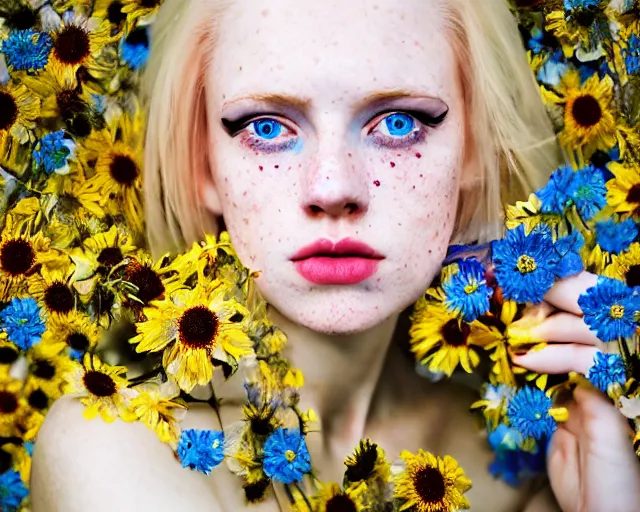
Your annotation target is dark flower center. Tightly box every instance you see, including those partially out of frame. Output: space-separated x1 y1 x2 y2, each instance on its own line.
0 449 12 474
0 92 18 132
28 389 49 410
97 247 124 268
4 5 37 30
572 95 602 127
126 27 149 47
54 25 91 65
0 239 36 276
32 360 56 380
0 391 19 414
83 371 117 397
67 113 93 138
56 90 85 120
326 494 358 512
250 417 274 437
574 10 597 27
107 1 127 25
244 479 270 503
414 466 446 504
126 264 165 305
441 319 470 347
626 265 640 288
44 282 75 314
67 332 90 351
345 441 377 482
626 184 640 204
178 306 219 349
109 154 139 185
140 0 161 8
0 346 19 365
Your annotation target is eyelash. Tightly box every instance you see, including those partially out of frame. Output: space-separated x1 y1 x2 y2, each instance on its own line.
225 109 448 153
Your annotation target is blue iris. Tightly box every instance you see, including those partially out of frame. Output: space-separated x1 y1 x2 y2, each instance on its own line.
0 297 46 351
176 429 225 475
588 352 627 393
253 119 281 139
595 218 638 255
578 276 640 342
1 29 53 71
0 470 28 511
263 428 311 484
384 113 414 136
507 387 557 441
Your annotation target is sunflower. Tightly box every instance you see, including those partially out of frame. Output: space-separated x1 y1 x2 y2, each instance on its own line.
0 337 19 380
0 377 27 438
23 377 52 414
344 439 391 487
64 353 132 422
132 283 253 392
70 225 137 281
394 450 471 512
127 378 187 447
312 482 368 512
0 82 40 156
606 161 640 219
41 310 100 357
121 0 162 23
409 296 496 377
549 70 617 161
545 7 607 59
27 344 74 400
0 224 61 302
605 242 640 287
79 111 145 233
27 265 77 317
47 13 114 88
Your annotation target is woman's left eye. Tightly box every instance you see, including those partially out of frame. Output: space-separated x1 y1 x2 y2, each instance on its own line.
251 119 283 140
378 113 415 137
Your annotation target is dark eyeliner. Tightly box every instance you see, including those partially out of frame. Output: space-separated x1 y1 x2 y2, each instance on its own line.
221 112 282 136
367 108 449 128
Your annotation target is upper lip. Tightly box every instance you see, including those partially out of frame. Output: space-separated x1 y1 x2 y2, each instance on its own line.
291 238 384 261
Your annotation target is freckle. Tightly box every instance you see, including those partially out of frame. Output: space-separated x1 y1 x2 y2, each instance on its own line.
348 153 352 158
243 191 247 196
390 162 396 168
275 165 279 169
412 185 416 189
397 153 401 157
239 65 243 71
420 174 423 178
428 249 432 254
259 165 263 171
416 152 422 158
374 180 380 187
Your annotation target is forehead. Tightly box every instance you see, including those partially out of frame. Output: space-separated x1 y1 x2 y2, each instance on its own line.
211 0 457 103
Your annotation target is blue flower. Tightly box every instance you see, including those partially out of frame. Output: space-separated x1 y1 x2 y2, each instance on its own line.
0 470 28 511
536 165 577 214
121 27 149 70
33 130 76 175
442 258 493 322
563 0 601 11
554 231 584 279
492 225 559 304
507 387 557 441
578 277 640 342
263 428 311 484
588 352 627 393
0 298 46 351
176 429 224 475
488 428 547 487
595 218 638 254
1 29 53 71
623 33 640 75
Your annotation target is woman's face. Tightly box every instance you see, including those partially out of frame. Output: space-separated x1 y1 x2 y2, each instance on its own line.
203 0 469 334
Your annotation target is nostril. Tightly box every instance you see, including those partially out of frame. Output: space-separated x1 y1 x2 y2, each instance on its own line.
309 205 323 214
345 203 359 214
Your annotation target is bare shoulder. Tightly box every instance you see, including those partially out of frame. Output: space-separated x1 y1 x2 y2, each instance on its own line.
31 396 222 512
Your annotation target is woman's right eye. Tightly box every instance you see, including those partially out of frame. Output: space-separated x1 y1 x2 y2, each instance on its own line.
250 119 283 140
239 117 299 152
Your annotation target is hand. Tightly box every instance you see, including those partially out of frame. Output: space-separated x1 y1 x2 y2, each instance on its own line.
510 272 640 512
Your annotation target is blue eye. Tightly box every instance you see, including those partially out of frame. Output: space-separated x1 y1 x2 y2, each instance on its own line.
253 119 282 139
384 113 415 137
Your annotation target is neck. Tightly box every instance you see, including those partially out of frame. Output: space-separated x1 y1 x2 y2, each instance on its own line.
269 308 399 459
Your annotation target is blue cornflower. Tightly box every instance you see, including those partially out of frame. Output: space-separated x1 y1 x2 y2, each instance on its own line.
263 428 311 484
176 429 225 475
595 218 638 254
492 225 559 304
33 130 76 175
0 470 29 511
1 29 53 71
588 352 627 392
623 33 640 75
121 27 149 70
572 165 607 221
507 387 557 441
442 258 493 322
0 298 46 351
578 277 640 342
563 0 601 11
554 231 584 279
488 428 547 487
536 165 578 214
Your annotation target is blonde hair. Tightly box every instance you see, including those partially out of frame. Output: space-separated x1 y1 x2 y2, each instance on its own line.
142 0 562 257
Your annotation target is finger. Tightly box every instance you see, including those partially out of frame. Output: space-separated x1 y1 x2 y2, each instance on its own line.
512 344 598 374
543 271 598 316
520 312 602 347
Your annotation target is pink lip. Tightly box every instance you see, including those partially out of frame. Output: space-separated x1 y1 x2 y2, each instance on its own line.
291 238 384 285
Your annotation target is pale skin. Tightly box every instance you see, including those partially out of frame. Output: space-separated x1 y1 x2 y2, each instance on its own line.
30 0 640 510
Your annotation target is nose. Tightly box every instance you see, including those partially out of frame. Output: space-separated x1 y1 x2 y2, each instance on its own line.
302 151 370 218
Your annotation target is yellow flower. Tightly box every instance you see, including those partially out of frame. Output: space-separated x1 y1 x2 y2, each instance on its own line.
121 0 162 23
606 161 640 219
545 9 605 59
3 442 32 484
64 353 133 423
0 82 40 156
409 295 496 377
344 439 391 487
605 242 640 287
394 450 471 512
127 378 186 448
70 225 137 281
28 264 77 316
132 283 253 392
27 343 74 400
41 310 100 355
93 0 128 28
550 70 617 161
312 482 368 512
0 338 20 378
0 377 27 437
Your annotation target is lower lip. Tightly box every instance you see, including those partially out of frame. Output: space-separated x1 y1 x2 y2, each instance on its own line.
293 257 380 285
